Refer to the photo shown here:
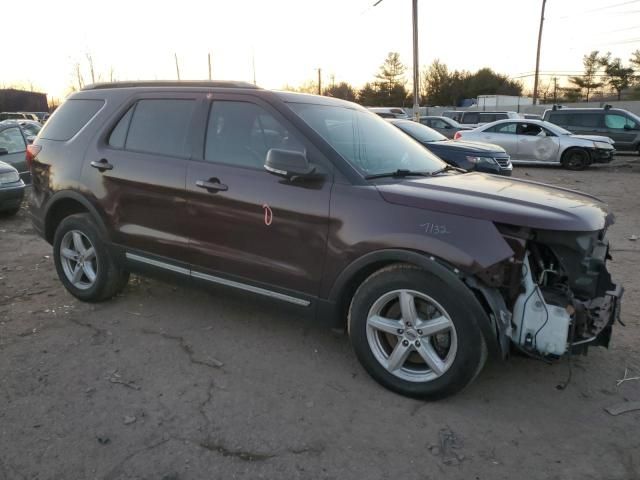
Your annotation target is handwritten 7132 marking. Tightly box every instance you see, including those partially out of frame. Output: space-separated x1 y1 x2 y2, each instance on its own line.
420 223 450 235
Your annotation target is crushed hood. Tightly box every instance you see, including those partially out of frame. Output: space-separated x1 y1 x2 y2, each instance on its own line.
571 134 615 145
376 172 613 232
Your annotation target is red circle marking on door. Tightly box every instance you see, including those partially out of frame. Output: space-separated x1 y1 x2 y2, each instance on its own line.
263 204 273 226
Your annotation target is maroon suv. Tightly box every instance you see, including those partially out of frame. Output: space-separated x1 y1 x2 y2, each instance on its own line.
28 81 623 399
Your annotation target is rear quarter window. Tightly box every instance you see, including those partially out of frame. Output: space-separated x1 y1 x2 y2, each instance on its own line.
39 99 104 141
547 113 569 125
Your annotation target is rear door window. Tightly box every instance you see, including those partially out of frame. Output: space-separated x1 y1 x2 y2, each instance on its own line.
39 99 104 141
516 123 543 136
123 99 196 157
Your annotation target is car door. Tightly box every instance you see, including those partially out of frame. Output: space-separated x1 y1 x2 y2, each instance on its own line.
184 94 332 300
515 123 560 162
0 126 28 182
84 93 199 263
604 112 638 150
478 122 519 157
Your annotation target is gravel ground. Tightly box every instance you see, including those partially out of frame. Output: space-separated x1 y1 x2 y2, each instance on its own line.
1 157 639 480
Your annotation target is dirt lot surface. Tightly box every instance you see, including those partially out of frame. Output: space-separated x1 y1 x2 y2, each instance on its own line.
1 157 639 480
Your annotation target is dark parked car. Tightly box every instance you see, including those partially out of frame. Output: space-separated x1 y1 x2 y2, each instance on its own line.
0 122 29 183
388 119 512 175
0 160 25 216
29 81 622 399
0 119 42 144
543 106 640 153
418 116 471 139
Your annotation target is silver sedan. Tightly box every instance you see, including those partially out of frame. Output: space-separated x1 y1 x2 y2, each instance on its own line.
455 119 615 170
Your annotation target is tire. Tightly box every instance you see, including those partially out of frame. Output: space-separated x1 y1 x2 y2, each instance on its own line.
561 148 590 171
53 213 129 302
348 263 487 400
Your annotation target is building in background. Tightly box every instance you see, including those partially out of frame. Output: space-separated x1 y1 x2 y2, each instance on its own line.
0 89 48 113
477 95 533 111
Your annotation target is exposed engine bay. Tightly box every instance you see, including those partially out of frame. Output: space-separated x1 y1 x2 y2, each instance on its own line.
472 225 623 359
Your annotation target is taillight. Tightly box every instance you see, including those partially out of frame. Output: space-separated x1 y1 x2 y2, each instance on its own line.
453 132 462 140
26 144 41 169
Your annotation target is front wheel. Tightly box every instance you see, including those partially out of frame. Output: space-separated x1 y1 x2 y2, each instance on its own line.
561 148 590 171
53 213 129 302
348 264 487 400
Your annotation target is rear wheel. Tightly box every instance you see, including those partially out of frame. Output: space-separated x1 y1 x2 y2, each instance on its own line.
53 213 129 302
562 148 590 171
348 264 487 400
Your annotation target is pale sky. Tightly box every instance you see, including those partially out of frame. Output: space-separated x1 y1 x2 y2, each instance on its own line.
3 0 639 102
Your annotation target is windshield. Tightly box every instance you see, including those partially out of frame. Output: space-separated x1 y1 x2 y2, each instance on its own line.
392 120 447 143
288 102 445 176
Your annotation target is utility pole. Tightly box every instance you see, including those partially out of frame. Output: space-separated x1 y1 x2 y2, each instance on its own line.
532 0 547 105
411 0 420 121
317 68 322 95
208 53 212 80
175 53 181 81
552 76 558 104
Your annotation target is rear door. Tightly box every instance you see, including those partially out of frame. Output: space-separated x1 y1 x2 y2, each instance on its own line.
184 94 332 299
478 122 519 157
84 93 200 263
515 123 560 162
0 126 28 182
604 112 638 150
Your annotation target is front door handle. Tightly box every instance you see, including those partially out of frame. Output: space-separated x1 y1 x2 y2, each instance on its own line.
196 178 228 192
90 159 114 172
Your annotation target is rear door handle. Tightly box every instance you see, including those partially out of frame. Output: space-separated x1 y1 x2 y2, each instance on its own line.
196 179 228 192
90 159 114 171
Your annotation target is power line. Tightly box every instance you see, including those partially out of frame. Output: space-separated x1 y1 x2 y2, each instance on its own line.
579 0 640 12
551 9 640 20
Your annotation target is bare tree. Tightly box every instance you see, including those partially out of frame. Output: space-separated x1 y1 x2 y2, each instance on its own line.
86 53 96 84
569 50 608 101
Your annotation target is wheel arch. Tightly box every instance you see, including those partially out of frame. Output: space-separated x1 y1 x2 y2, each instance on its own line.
560 146 592 166
44 191 109 244
326 249 501 359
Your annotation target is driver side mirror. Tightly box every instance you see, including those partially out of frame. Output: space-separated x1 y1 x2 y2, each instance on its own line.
0 147 8 156
264 148 316 180
623 124 637 131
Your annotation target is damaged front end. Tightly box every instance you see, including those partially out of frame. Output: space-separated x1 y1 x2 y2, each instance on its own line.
473 224 623 359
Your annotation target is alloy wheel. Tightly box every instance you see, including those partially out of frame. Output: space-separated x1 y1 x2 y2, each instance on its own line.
366 289 458 383
59 230 98 290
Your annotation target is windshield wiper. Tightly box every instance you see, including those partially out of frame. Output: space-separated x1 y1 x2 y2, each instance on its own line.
365 169 430 180
430 164 466 176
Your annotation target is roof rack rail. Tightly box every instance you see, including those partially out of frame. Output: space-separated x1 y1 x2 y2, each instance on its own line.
82 80 259 91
